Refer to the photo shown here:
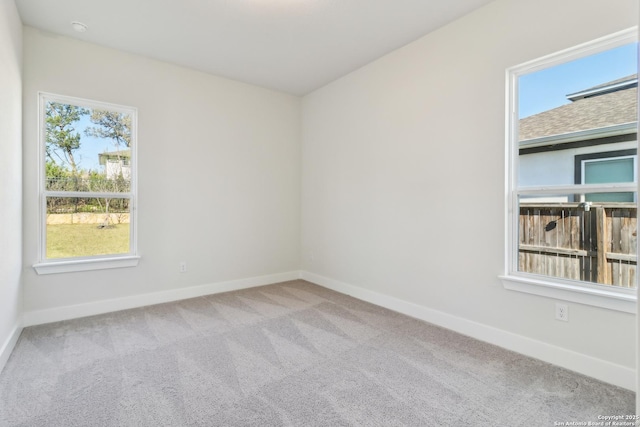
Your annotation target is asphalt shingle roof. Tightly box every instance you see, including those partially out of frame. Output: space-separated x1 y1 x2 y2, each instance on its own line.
519 78 637 141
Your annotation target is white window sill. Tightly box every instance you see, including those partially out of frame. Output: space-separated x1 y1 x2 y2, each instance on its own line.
33 256 140 275
500 274 636 313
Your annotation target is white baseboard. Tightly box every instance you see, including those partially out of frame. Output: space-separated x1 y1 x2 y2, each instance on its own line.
301 271 636 391
0 321 23 374
23 271 302 327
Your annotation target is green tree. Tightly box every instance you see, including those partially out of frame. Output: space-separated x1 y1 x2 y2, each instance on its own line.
45 160 71 190
85 110 132 148
45 160 74 213
86 168 130 227
45 102 89 174
84 109 132 227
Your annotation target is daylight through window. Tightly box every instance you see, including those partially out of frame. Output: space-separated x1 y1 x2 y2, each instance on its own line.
37 93 137 269
504 29 638 308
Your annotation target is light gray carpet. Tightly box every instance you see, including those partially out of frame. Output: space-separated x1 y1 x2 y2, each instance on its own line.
0 280 634 426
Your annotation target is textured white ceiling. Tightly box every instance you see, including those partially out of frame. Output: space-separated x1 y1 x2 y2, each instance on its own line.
16 0 494 95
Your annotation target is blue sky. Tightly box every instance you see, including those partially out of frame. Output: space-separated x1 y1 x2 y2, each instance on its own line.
518 43 638 119
75 114 119 171
49 112 126 172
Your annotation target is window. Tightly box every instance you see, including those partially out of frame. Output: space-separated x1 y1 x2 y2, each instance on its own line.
34 93 139 274
502 29 638 312
576 150 637 202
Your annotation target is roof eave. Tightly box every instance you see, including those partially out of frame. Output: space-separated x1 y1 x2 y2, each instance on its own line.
566 78 638 101
519 122 637 149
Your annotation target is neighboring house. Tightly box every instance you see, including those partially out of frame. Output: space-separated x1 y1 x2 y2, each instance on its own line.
98 149 131 180
517 75 638 287
519 74 637 202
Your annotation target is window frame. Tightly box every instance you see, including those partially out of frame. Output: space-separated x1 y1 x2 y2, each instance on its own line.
33 92 140 275
575 149 637 186
501 28 638 313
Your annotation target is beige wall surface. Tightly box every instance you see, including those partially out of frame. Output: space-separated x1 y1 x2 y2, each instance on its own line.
301 0 638 371
22 27 301 312
0 0 23 365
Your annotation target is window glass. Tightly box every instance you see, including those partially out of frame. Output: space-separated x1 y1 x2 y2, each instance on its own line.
584 157 635 202
40 94 136 262
509 35 638 291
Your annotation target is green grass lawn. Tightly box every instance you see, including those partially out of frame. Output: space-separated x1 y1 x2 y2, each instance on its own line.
46 223 130 259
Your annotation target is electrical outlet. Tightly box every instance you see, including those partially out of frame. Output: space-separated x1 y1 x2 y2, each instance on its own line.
179 261 187 273
555 303 569 322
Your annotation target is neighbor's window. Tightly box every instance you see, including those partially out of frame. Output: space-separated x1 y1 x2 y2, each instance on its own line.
34 93 138 274
577 151 637 202
503 29 638 312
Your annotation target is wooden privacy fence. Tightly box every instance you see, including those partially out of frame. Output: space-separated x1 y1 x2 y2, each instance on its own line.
519 202 637 287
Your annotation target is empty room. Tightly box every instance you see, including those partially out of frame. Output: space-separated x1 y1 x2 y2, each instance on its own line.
1 0 639 425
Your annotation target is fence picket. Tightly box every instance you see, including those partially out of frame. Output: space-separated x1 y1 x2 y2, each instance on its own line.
518 202 636 288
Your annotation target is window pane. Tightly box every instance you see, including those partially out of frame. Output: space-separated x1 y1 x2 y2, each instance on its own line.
518 43 637 189
46 197 130 259
518 195 637 288
583 158 635 202
45 102 132 193
584 158 634 184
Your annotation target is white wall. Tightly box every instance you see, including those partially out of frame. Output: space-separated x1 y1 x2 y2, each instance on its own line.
22 27 301 316
301 0 638 387
0 0 23 370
